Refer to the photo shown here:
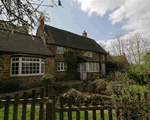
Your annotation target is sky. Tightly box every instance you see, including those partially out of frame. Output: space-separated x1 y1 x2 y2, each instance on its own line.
35 0 150 53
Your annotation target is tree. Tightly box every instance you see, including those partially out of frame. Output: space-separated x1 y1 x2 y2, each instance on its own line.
125 33 149 65
110 33 125 56
0 0 62 32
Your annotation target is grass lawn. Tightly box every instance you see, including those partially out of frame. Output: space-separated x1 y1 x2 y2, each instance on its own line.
0 106 117 120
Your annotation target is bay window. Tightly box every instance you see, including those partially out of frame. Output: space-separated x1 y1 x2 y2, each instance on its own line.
89 63 99 72
11 57 45 76
78 62 99 72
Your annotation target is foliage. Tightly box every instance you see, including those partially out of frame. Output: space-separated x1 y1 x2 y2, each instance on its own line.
93 79 108 92
64 88 85 105
53 83 72 93
0 79 21 93
41 74 55 86
127 64 150 84
106 81 126 96
0 0 62 32
112 86 150 119
106 71 136 85
63 50 79 79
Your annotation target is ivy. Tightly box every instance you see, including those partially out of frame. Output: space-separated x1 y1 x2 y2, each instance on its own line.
63 50 79 79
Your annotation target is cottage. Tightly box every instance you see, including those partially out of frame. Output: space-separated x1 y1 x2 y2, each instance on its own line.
0 20 107 87
36 20 107 81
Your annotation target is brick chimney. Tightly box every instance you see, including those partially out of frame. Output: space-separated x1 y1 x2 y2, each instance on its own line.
83 31 87 38
39 16 44 26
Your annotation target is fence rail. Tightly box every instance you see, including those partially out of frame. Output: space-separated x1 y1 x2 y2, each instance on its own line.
0 87 149 120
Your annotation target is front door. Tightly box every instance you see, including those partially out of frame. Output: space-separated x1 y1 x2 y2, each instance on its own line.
101 63 105 75
80 63 87 80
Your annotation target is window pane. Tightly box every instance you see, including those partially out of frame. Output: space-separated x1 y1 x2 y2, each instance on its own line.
12 71 14 74
12 63 15 66
16 58 19 61
26 58 29 61
12 58 15 61
15 71 18 74
41 59 44 62
89 63 92 71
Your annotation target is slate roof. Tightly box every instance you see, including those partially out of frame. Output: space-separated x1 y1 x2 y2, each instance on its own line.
0 29 54 57
78 56 99 62
44 25 107 54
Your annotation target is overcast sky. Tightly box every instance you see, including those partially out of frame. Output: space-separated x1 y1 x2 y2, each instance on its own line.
36 0 150 53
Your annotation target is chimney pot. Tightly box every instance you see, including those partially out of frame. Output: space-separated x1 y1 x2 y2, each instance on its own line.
83 31 87 38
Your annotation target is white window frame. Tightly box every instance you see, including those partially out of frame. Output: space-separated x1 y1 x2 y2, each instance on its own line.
102 54 105 60
57 46 64 54
57 62 67 71
10 57 45 76
88 62 99 72
87 51 92 57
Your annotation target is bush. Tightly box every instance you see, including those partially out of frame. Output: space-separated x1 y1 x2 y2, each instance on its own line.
53 83 72 93
93 79 108 92
41 74 55 86
65 88 85 106
0 79 21 93
106 81 126 95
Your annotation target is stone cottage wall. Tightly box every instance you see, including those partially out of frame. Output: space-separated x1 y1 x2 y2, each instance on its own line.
49 45 105 79
0 53 55 88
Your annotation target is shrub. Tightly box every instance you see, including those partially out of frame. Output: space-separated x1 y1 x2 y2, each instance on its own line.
41 74 55 86
106 71 136 85
93 79 108 92
106 81 126 95
65 88 85 105
111 87 150 119
0 79 21 93
53 83 72 93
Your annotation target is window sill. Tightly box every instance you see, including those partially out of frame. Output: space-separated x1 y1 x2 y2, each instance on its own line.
10 73 44 77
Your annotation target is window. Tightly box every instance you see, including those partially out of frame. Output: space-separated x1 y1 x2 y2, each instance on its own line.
57 46 64 54
87 51 92 57
57 62 67 71
11 57 45 76
102 54 105 60
88 63 99 72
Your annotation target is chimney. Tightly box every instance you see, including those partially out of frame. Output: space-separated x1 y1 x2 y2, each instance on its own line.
39 16 44 26
83 31 87 38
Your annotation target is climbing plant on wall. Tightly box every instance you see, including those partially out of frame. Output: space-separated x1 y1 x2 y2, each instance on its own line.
63 50 79 79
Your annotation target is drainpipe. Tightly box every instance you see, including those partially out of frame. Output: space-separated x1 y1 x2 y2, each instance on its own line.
99 54 101 78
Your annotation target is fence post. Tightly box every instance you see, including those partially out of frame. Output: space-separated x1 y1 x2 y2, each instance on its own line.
4 96 10 120
60 96 64 120
68 97 72 120
39 88 45 120
100 97 104 120
46 99 54 120
13 94 19 120
30 90 36 120
22 92 28 120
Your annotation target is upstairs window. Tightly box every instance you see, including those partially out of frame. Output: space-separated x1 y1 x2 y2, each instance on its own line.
87 51 92 57
101 54 105 60
57 62 67 71
57 46 64 54
11 57 45 76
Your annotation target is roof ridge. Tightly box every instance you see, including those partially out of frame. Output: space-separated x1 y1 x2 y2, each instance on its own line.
45 24 95 41
0 28 41 39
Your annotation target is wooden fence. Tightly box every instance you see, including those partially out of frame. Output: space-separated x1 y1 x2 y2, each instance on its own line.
0 87 149 120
